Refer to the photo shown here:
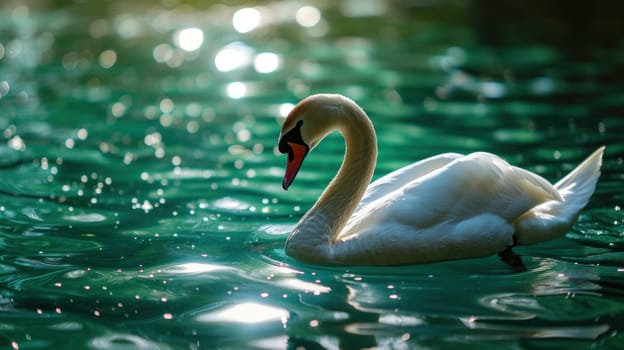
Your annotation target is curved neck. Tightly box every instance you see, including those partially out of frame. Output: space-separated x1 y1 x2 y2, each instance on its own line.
314 112 377 238
286 102 377 261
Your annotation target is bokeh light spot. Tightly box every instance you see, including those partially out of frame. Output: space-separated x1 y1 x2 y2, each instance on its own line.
279 103 294 117
98 50 117 69
296 6 321 27
254 52 280 73
214 42 252 72
227 82 246 99
153 44 173 63
175 28 204 52
233 8 261 33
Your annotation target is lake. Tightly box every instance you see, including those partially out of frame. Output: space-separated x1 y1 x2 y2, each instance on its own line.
0 1 623 349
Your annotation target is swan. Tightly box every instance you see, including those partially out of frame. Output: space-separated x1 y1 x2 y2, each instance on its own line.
277 94 604 266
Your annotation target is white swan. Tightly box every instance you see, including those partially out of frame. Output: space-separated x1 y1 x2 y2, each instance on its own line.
278 94 604 266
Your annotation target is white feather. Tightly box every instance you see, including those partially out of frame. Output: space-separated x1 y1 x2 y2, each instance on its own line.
280 94 604 265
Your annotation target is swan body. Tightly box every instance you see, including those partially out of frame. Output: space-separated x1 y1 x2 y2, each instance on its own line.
278 94 604 266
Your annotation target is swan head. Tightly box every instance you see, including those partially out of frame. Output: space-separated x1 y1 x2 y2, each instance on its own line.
278 94 350 190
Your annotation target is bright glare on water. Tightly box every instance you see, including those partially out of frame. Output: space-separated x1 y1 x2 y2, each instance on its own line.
0 1 623 349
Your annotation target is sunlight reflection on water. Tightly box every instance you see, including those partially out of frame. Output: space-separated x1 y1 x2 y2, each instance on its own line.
161 263 233 275
196 302 289 324
232 7 262 33
214 42 253 72
89 334 171 350
174 28 203 52
0 0 622 349
64 213 107 223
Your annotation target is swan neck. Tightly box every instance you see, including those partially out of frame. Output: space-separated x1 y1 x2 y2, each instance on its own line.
301 104 377 243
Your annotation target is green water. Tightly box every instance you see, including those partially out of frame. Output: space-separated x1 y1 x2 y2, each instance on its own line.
1 1 624 349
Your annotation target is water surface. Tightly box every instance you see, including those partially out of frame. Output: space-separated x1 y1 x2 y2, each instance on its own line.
1 1 623 349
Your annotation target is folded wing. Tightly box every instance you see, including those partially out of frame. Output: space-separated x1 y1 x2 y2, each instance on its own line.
339 152 562 241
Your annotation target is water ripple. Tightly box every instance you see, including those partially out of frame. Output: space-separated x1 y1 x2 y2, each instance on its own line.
0 1 622 349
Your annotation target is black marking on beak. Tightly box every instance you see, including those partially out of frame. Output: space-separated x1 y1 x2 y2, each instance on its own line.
279 120 306 159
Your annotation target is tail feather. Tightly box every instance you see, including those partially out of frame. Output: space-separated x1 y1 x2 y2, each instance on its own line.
555 146 605 215
514 146 604 245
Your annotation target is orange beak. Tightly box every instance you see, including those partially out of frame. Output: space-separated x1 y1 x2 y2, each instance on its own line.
283 141 308 190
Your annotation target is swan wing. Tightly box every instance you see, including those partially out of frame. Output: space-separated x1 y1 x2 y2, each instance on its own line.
357 153 463 209
339 152 562 241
